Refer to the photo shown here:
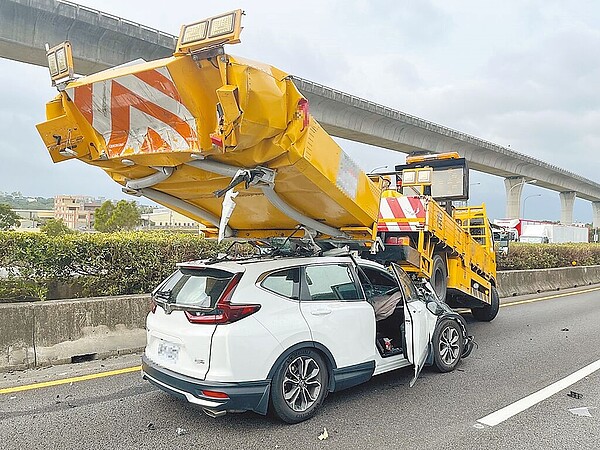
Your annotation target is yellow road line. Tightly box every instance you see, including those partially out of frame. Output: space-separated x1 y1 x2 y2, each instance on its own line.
500 286 600 308
0 365 141 395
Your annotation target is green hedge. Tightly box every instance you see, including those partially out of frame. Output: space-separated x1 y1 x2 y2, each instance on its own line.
0 232 232 301
497 243 600 270
2 233 599 300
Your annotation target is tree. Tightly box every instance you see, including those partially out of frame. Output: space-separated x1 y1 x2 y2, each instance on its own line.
40 218 73 236
0 203 20 230
94 200 114 232
94 200 141 232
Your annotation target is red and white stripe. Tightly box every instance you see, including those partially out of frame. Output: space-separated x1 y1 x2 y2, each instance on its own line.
65 66 198 157
378 196 426 232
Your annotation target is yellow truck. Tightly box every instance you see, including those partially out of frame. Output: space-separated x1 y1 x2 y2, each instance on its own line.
374 153 498 320
35 10 498 321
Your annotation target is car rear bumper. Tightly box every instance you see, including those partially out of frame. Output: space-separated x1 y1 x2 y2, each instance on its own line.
141 355 271 415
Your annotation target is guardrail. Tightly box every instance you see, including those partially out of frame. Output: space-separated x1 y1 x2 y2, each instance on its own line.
2 266 600 372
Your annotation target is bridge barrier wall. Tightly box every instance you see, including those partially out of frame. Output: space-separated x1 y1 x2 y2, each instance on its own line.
2 266 600 372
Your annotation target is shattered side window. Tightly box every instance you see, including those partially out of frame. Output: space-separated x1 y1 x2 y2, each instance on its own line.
391 264 420 303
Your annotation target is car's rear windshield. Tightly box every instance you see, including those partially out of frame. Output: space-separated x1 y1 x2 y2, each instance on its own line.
155 267 236 308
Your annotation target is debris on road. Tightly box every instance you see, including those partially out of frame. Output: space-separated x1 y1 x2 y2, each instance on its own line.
567 391 583 399
146 422 156 431
473 423 485 429
176 427 188 436
318 427 329 441
568 407 595 417
561 328 569 332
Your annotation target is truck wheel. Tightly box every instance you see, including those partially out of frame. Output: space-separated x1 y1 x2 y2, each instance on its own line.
270 348 328 424
433 319 463 372
431 254 448 303
471 286 500 322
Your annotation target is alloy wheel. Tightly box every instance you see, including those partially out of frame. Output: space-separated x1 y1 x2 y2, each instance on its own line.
282 356 322 412
438 325 460 365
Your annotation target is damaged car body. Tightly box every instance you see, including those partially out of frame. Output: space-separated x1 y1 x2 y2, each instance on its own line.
142 254 473 423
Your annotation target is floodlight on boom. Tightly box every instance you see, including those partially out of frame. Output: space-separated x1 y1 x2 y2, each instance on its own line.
175 10 243 55
46 41 75 86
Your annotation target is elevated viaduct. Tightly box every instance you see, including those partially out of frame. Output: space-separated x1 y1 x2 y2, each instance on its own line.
2 0 599 226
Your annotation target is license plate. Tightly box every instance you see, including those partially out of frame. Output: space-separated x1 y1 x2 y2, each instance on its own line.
157 340 180 363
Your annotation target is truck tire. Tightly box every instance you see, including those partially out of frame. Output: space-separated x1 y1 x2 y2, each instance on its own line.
431 254 448 303
471 286 500 322
270 348 328 424
432 319 464 372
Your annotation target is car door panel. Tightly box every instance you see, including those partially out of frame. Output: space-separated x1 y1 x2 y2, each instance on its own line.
300 264 376 369
390 264 437 386
403 299 430 386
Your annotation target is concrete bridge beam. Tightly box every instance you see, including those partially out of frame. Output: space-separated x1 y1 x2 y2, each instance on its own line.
0 0 176 75
559 191 576 225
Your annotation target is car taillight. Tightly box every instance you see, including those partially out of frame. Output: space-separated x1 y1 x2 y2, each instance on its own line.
185 273 261 324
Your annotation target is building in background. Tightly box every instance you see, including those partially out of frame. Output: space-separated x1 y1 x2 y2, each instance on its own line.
13 209 55 231
54 195 102 230
141 208 205 233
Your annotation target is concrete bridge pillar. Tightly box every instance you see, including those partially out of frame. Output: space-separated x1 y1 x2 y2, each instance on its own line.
504 177 525 219
559 191 576 224
592 202 600 229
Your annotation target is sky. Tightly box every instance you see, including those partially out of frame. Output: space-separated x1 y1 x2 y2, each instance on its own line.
1 0 600 221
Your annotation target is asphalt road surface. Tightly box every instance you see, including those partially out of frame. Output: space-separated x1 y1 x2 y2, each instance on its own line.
1 286 599 450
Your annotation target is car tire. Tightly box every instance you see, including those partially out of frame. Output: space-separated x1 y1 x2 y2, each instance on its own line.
270 348 329 424
471 286 500 322
431 254 448 303
432 319 464 373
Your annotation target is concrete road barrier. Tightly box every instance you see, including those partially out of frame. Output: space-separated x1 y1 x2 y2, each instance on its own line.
497 265 600 298
0 294 150 372
2 266 600 372
0 303 35 370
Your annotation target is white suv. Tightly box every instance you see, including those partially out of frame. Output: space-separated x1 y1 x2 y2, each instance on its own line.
142 255 473 423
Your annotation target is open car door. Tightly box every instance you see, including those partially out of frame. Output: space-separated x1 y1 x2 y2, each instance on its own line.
390 264 433 387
